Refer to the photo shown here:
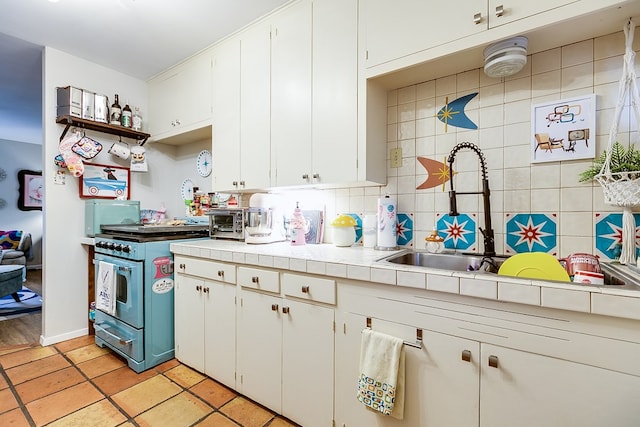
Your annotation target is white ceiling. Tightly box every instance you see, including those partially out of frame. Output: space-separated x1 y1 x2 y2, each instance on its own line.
0 0 291 144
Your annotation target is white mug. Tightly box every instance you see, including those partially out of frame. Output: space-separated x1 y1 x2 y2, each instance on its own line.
109 141 130 159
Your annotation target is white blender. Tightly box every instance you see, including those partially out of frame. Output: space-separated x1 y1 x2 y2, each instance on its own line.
245 193 287 244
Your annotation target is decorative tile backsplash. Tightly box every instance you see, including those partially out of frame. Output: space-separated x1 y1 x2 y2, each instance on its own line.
313 29 639 259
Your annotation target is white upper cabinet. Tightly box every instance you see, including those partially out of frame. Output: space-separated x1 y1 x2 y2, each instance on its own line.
487 0 577 28
271 0 313 187
361 0 486 69
212 37 241 191
148 50 212 144
311 0 359 185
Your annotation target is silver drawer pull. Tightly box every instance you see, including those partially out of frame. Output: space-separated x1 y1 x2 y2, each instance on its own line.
301 285 310 293
95 323 132 346
473 12 482 24
495 4 504 17
488 355 499 368
461 349 472 362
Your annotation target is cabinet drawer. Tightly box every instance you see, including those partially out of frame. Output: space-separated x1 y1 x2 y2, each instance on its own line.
176 256 236 284
283 273 336 305
238 266 280 293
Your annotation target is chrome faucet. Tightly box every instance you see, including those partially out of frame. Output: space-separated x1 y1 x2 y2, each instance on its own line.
447 142 496 258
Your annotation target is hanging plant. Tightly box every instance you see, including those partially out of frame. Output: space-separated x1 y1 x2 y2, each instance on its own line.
579 142 640 182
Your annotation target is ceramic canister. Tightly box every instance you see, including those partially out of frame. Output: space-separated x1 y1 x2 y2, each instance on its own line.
560 253 601 277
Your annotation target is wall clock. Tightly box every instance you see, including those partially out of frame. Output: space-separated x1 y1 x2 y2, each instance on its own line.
196 149 212 177
180 178 194 201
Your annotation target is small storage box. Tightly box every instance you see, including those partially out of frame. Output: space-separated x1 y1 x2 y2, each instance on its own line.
82 90 95 120
56 86 82 118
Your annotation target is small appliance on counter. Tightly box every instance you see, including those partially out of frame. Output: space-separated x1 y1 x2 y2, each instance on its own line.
206 207 246 240
245 193 286 244
85 199 140 237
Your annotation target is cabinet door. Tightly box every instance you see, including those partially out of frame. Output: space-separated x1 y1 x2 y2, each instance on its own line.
281 299 334 427
271 0 313 187
487 0 578 28
312 0 358 185
237 290 282 412
480 343 640 426
212 38 241 191
148 51 212 138
204 280 237 389
240 20 272 191
361 0 485 68
334 312 480 426
174 274 205 372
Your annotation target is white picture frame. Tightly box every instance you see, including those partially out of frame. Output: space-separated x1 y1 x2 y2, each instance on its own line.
531 94 596 164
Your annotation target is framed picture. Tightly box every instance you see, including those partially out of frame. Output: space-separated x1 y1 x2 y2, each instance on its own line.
531 94 596 163
18 170 43 211
79 163 130 199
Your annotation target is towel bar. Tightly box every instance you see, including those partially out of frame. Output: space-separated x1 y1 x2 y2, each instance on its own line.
365 317 423 349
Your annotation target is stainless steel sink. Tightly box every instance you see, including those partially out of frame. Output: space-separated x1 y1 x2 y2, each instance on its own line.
600 262 640 290
380 251 506 273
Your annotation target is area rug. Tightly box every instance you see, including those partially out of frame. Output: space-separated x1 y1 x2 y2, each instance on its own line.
0 286 42 320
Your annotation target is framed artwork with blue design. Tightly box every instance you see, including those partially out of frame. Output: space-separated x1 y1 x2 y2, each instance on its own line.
531 94 595 164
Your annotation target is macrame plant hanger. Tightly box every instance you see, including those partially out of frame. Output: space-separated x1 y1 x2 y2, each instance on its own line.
595 18 640 264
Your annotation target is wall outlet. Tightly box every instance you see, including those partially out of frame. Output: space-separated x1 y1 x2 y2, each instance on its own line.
390 148 402 168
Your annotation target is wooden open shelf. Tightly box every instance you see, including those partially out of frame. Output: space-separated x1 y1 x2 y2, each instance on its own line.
56 115 151 145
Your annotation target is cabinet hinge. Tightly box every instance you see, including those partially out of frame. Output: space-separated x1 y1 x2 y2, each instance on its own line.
365 50 369 60
240 374 243 384
343 322 346 335
333 321 336 332
240 297 243 307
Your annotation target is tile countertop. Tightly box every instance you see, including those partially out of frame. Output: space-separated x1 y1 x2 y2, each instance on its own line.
170 240 640 322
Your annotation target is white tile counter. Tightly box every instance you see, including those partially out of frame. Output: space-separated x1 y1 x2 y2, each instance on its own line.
170 240 640 321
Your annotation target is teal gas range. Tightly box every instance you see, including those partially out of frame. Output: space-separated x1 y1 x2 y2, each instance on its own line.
93 224 208 372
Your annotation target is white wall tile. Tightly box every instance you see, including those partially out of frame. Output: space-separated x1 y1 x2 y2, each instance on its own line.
532 48 561 74
562 39 594 67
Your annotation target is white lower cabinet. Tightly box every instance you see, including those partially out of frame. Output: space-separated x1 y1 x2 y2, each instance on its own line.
480 344 640 427
335 311 480 426
237 271 335 427
174 257 236 388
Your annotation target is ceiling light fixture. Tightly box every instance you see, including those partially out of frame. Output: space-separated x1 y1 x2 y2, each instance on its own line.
483 36 528 78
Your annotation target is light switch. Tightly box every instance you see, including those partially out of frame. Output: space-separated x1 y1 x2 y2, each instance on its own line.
390 148 402 168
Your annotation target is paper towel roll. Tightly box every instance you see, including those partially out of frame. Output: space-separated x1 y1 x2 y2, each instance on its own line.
376 196 398 249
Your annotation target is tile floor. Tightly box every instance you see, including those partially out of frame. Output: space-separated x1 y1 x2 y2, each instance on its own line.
0 336 299 427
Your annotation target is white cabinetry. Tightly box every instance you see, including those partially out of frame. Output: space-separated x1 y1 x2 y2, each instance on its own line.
335 312 480 426
148 51 212 144
487 0 577 28
174 256 236 388
271 0 312 187
361 0 485 69
237 268 335 427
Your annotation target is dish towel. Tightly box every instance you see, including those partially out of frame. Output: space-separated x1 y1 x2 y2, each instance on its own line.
96 261 117 316
357 328 405 419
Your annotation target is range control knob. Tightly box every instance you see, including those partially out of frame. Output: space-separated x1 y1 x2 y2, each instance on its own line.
122 245 132 253
106 242 115 250
114 244 123 252
95 241 104 248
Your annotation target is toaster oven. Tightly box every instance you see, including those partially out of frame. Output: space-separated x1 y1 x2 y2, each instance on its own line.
207 207 246 240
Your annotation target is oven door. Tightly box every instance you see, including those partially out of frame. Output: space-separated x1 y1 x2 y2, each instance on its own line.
95 253 144 328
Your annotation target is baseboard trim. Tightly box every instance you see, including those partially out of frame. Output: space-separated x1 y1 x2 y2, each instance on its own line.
40 327 89 346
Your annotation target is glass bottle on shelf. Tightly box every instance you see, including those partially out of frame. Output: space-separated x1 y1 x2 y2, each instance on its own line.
110 94 122 125
132 106 142 131
121 101 132 128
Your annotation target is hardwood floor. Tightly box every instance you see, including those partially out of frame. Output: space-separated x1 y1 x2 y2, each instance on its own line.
0 268 42 347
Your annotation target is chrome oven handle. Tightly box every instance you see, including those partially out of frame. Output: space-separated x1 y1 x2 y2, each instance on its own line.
95 323 133 345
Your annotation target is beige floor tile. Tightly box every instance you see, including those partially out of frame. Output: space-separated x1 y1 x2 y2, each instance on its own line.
92 366 158 397
54 335 97 353
0 387 19 413
6 354 70 385
164 364 206 388
26 381 104 426
0 407 30 427
220 397 274 427
195 412 240 427
77 353 126 378
46 399 127 427
15 366 85 403
111 374 182 417
65 343 110 364
154 358 180 372
190 378 238 409
269 416 300 427
0 372 7 390
134 391 214 427
0 345 57 369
